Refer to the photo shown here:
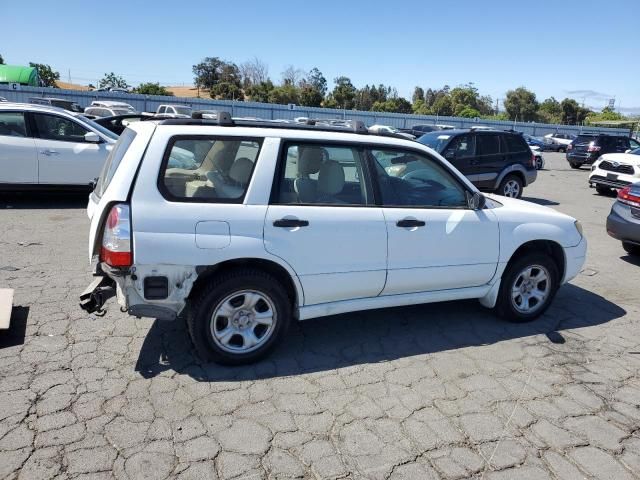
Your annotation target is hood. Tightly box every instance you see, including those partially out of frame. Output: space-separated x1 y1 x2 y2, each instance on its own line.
598 152 640 166
485 193 571 218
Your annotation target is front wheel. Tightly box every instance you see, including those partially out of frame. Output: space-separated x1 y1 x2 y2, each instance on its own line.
535 157 544 170
495 253 559 323
569 162 581 169
558 147 566 153
623 242 640 256
187 269 292 365
595 185 612 196
497 174 523 199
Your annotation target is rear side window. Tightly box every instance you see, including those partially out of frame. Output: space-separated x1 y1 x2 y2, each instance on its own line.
476 134 501 155
94 128 136 198
504 134 529 153
0 112 27 137
159 137 261 202
575 135 598 145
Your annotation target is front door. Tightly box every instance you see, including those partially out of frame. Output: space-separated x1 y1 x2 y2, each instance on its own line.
368 146 499 296
0 111 37 184
30 112 108 185
264 142 387 305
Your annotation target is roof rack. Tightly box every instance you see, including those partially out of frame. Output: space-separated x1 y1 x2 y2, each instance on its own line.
160 111 391 137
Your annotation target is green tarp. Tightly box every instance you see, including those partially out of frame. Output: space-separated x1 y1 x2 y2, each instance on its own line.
0 65 39 86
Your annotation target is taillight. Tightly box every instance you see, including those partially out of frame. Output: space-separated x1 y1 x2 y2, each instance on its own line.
618 186 640 208
530 152 536 167
100 204 132 267
587 142 601 153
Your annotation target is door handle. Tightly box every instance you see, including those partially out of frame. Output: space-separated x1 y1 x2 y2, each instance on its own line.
40 150 59 156
396 219 426 228
273 218 309 228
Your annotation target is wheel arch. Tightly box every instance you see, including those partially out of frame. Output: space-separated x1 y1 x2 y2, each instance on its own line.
494 165 526 190
188 257 304 312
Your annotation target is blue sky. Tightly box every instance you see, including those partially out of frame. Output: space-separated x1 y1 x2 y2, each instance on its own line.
3 0 639 112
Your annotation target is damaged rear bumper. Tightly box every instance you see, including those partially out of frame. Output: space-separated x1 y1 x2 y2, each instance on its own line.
79 274 116 314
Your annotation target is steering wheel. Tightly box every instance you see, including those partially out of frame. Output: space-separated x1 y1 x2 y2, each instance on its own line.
401 171 446 190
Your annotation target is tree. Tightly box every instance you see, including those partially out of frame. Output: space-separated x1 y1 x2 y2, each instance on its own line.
328 76 356 110
268 84 300 105
431 95 453 116
371 97 412 114
504 87 538 122
239 57 269 88
134 82 173 96
560 98 591 125
98 72 128 90
305 68 327 96
457 107 481 118
538 97 562 123
412 86 425 105
281 65 305 86
245 80 275 103
0 53 4 65
29 62 60 87
193 57 224 91
299 85 323 107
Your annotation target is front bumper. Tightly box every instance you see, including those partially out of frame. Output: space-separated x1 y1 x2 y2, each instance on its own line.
563 236 587 284
589 174 634 189
607 202 640 244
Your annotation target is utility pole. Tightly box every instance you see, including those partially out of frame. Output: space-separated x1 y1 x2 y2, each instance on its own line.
68 69 71 84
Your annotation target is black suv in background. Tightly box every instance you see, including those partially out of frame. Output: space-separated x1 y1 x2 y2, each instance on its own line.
566 133 640 169
417 129 537 198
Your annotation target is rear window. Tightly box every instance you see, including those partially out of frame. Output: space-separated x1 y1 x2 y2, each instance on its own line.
417 132 452 152
159 137 261 203
504 134 529 153
94 128 136 198
574 135 598 145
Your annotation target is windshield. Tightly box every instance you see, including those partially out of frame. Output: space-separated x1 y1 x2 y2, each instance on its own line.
630 147 640 155
111 109 131 116
417 132 452 152
79 116 119 141
174 106 192 116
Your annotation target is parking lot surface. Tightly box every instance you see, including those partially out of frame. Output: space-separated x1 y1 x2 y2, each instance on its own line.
1 152 639 480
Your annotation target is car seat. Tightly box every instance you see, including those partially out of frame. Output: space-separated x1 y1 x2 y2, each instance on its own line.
294 147 324 203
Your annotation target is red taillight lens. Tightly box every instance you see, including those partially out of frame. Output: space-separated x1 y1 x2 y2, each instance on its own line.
100 204 132 267
531 152 536 167
618 186 640 208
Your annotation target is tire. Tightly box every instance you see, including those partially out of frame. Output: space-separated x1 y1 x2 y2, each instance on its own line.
558 147 566 153
187 268 292 365
495 253 559 323
569 162 581 169
535 157 543 170
497 174 523 199
595 185 611 196
623 242 640 256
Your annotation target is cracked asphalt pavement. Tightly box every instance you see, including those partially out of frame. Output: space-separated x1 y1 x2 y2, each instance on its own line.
1 152 639 479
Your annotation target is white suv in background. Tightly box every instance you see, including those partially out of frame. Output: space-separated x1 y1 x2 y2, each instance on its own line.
0 103 117 189
80 114 587 365
589 146 640 195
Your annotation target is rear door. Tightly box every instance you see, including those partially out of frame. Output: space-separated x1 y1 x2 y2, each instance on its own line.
30 112 109 185
469 132 504 188
0 111 38 184
264 141 387 305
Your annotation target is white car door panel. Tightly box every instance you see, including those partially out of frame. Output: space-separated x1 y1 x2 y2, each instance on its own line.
264 206 387 305
0 111 37 183
382 208 499 295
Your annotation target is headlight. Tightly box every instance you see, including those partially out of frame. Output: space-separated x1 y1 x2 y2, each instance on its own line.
574 220 584 238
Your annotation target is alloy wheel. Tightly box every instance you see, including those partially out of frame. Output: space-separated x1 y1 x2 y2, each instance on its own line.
510 265 551 314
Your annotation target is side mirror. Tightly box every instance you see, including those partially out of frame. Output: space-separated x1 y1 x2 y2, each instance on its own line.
84 132 101 143
467 191 486 210
625 149 632 154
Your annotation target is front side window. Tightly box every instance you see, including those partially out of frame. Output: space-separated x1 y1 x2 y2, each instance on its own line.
160 137 261 202
32 113 91 142
475 134 501 155
275 143 370 205
0 112 27 137
371 148 467 208
446 134 474 157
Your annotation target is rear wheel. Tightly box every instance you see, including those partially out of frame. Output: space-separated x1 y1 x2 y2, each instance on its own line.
623 242 640 256
569 162 581 169
558 147 566 153
497 174 523 199
595 185 612 195
495 253 559 323
535 156 544 170
187 268 292 365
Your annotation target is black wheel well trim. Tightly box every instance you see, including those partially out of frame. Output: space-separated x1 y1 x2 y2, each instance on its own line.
505 240 566 282
190 258 300 310
494 166 526 190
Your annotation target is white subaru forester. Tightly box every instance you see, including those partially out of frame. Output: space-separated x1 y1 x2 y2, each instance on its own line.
80 113 587 365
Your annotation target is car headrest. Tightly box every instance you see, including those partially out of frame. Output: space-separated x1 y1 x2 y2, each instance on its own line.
229 157 254 184
298 147 324 176
212 150 235 173
318 161 345 195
